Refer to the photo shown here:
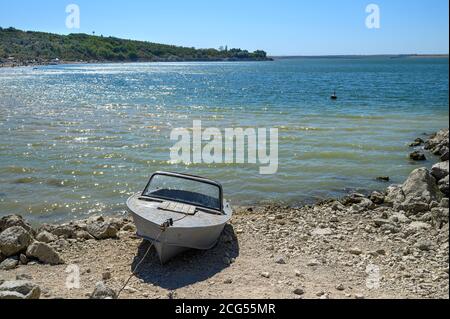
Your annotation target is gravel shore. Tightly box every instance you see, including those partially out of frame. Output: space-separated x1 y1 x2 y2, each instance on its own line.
0 129 448 299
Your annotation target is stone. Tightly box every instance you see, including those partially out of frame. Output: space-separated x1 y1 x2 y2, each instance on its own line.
407 221 431 233
0 257 19 270
307 259 320 267
275 257 286 265
438 175 449 196
293 288 305 295
312 228 333 236
36 231 58 243
370 191 385 205
410 138 424 147
90 281 117 299
87 221 118 240
121 223 136 232
26 242 64 265
415 240 433 251
376 176 390 182
0 280 41 299
102 272 112 281
19 254 28 265
396 168 443 214
336 284 345 291
260 272 271 278
354 294 365 299
0 226 33 257
0 215 34 234
51 225 77 239
431 161 449 181
349 247 362 255
75 230 94 240
409 151 426 161
441 148 449 162
223 279 233 284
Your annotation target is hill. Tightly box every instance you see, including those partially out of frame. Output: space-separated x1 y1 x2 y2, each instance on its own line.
0 27 271 66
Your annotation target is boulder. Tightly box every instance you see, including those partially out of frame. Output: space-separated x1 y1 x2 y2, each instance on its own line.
51 225 77 239
26 242 64 265
409 151 426 161
439 175 449 197
36 231 58 243
90 281 117 299
409 138 424 147
0 257 19 270
87 221 118 240
392 168 443 214
424 129 449 155
440 147 449 162
0 226 33 257
0 280 41 299
431 161 449 182
370 191 385 205
0 215 34 234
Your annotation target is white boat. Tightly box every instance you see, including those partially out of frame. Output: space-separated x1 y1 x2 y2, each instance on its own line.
126 171 233 264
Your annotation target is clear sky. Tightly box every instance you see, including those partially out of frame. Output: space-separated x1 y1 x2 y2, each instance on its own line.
0 0 448 55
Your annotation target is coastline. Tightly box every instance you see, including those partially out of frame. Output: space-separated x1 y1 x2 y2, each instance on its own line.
0 129 448 299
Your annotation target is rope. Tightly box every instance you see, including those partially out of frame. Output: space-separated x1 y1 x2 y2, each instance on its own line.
117 228 165 298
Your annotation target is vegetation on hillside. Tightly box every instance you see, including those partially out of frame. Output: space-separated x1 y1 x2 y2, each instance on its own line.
0 27 270 64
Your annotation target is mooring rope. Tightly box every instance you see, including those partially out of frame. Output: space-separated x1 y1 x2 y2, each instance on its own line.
117 227 165 298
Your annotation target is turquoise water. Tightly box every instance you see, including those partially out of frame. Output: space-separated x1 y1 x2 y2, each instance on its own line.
0 57 448 223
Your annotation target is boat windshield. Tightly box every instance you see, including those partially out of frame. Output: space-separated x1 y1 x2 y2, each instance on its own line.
142 174 222 212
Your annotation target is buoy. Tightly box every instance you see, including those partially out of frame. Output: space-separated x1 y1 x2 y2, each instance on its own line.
330 91 337 100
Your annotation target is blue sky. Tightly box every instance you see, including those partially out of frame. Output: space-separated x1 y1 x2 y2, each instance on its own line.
0 0 448 55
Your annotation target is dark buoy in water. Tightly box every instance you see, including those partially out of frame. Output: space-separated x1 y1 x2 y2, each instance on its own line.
330 91 337 100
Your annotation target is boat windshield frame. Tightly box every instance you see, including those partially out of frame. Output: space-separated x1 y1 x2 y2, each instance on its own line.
140 171 224 213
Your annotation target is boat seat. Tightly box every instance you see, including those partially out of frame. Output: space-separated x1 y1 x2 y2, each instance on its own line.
158 201 196 215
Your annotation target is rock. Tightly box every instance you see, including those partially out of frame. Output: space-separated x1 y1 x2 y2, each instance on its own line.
376 176 390 182
370 191 385 205
275 257 286 265
0 226 33 257
0 257 19 270
0 215 34 234
75 230 94 240
87 221 118 240
306 259 320 267
312 228 333 236
293 288 305 295
439 175 449 197
349 248 362 255
19 254 28 265
431 161 449 182
51 225 77 239
395 168 443 214
0 280 40 299
407 221 431 233
26 242 64 265
424 129 449 153
410 138 424 147
336 284 345 291
415 240 433 251
341 193 366 206
441 147 449 162
121 223 136 232
440 198 449 208
224 279 233 284
409 151 426 161
90 281 117 299
354 293 365 299
102 272 112 281
36 231 58 243
260 272 271 278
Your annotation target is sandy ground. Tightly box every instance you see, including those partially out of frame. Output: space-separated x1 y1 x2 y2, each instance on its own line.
1 203 448 299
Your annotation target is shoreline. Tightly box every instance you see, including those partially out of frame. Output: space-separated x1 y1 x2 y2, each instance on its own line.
0 129 448 299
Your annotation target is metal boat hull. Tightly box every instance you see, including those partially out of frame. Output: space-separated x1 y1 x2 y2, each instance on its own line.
127 193 233 264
